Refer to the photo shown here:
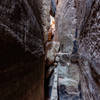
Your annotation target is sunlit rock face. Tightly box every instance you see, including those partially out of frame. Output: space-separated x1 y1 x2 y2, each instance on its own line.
57 54 81 100
56 0 77 54
0 0 45 100
56 0 100 100
55 1 81 100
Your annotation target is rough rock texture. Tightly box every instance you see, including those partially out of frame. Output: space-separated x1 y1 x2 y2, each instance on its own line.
0 0 45 100
57 53 80 100
77 0 100 99
42 0 50 42
58 56 81 100
55 1 81 100
56 0 100 100
46 41 60 66
56 0 77 54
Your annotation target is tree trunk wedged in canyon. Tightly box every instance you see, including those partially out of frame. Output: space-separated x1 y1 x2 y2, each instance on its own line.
56 0 100 100
0 0 46 100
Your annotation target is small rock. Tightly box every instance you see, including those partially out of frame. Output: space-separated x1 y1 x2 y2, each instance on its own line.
54 62 58 66
46 41 60 66
55 56 60 62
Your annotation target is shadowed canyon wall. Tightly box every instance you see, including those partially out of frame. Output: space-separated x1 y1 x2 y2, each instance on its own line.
0 0 50 100
42 0 50 42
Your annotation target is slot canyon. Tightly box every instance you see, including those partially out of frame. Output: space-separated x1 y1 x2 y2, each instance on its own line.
0 0 100 100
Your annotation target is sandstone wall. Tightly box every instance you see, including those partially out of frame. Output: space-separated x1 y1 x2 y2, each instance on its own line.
77 0 100 99
56 0 100 99
56 0 77 54
0 0 45 100
42 0 51 42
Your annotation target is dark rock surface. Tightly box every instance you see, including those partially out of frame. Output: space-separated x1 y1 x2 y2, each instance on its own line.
0 0 45 100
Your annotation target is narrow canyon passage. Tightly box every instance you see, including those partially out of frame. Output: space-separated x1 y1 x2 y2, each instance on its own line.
0 0 99 100
45 1 80 99
45 0 100 100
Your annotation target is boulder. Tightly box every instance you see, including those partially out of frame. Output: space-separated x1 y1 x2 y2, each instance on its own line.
46 41 60 66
